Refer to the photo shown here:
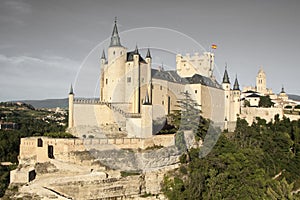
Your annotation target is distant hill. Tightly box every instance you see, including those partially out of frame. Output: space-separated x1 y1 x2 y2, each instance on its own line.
288 94 300 102
18 98 68 109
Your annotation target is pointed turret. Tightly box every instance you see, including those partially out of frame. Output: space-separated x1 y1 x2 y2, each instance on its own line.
101 49 106 60
146 48 151 58
109 17 122 47
68 84 74 129
143 90 151 105
134 45 139 54
233 75 240 91
69 84 74 95
222 65 230 84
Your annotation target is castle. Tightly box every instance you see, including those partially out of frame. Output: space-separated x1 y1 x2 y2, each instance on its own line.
68 19 242 137
68 19 300 138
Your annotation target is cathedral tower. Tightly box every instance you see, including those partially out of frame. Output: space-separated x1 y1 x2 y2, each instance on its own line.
256 67 266 94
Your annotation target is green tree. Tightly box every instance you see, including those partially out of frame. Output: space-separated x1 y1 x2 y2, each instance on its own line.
259 95 274 108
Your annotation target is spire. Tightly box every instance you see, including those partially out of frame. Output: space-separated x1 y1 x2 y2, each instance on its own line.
134 45 139 54
69 84 74 95
233 75 240 90
109 17 122 47
281 85 285 93
146 48 152 58
222 64 230 84
143 90 151 105
101 49 106 60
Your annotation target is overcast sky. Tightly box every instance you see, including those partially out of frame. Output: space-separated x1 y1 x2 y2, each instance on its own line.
0 0 299 101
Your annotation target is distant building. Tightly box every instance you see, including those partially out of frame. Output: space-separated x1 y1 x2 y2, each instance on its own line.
0 121 19 130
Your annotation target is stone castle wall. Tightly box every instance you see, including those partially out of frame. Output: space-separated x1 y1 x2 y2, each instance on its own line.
19 135 175 164
240 107 283 125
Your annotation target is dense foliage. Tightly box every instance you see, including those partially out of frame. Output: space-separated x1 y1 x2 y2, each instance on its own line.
162 116 300 199
259 95 275 108
0 102 68 196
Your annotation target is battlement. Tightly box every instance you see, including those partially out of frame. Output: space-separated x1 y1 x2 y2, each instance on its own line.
176 51 214 78
74 98 102 104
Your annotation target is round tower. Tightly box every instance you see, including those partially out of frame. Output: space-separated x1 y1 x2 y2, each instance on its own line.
231 75 241 121
145 48 152 104
222 65 231 123
100 50 106 101
104 18 127 103
68 85 74 129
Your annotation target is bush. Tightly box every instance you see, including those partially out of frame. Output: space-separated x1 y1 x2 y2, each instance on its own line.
145 144 164 150
43 132 76 138
120 171 141 177
284 105 293 109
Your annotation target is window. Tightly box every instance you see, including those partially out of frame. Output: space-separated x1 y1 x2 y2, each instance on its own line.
160 86 162 90
106 79 108 85
195 90 197 94
142 78 144 83
162 101 164 105
127 77 131 83
113 51 115 55
120 51 122 55
38 138 43 147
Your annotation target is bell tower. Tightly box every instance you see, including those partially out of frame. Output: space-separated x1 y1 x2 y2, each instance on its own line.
256 67 266 94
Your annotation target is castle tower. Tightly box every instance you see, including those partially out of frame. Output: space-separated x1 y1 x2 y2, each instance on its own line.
133 45 141 113
68 85 74 129
145 48 152 103
100 50 106 101
231 75 241 121
256 67 266 94
102 18 127 102
141 90 153 138
222 65 231 123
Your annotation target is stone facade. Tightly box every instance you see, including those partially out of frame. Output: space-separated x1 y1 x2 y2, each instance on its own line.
68 19 242 136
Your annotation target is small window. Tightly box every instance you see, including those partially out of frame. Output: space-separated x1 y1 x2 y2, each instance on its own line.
142 78 144 83
106 79 108 85
226 95 228 99
37 138 43 147
127 77 131 83
195 90 197 94
160 86 162 90
120 51 123 55
162 101 164 105
113 51 115 55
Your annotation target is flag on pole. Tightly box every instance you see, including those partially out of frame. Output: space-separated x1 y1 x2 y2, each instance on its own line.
211 44 217 49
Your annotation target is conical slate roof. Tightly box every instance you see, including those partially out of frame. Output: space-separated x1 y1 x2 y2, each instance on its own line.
109 18 122 47
233 76 240 90
222 66 230 84
146 48 151 58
